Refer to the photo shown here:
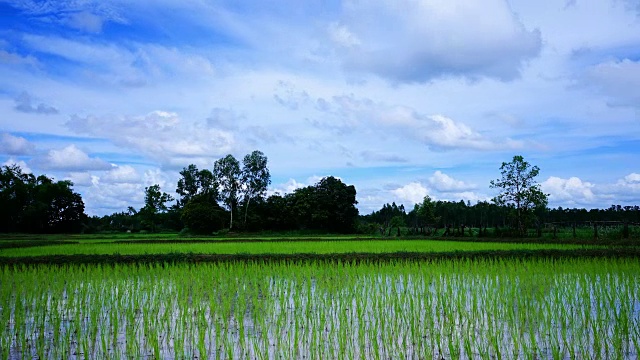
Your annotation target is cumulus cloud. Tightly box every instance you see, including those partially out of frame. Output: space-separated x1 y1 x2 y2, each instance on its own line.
330 0 541 82
391 182 430 204
2 158 32 173
419 115 519 150
66 111 235 166
73 166 176 215
542 176 596 206
34 145 112 171
82 181 146 214
14 92 58 114
66 172 98 187
605 173 640 203
0 133 36 155
428 171 476 192
268 175 331 196
101 165 140 184
438 191 490 204
390 177 490 207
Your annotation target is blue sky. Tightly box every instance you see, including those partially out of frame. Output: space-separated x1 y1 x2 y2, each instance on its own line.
1 0 639 215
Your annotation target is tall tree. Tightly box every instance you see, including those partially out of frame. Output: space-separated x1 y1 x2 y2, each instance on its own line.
241 150 271 227
214 154 241 229
490 155 548 236
176 164 200 205
141 184 174 232
176 164 218 206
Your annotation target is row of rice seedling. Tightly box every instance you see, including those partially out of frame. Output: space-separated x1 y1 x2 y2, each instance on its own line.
1 258 639 359
0 239 605 257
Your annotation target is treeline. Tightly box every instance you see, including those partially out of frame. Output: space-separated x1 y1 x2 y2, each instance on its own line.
0 164 85 233
361 197 640 237
3 151 639 236
86 151 360 234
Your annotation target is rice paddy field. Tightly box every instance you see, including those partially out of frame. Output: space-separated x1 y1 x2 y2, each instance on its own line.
1 258 640 359
0 239 606 257
1 234 639 359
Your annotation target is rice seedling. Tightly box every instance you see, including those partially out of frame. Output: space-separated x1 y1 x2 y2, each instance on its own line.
1 257 639 359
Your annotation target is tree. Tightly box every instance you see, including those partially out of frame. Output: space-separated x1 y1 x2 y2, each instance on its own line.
311 176 359 233
214 154 241 229
490 155 548 236
389 215 404 237
176 165 218 206
0 165 86 233
416 195 438 235
241 150 271 227
0 164 34 231
180 194 225 234
140 184 174 232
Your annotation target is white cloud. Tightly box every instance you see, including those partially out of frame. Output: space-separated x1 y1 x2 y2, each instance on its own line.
420 115 521 150
331 0 541 82
391 182 430 204
82 181 146 214
437 191 490 204
2 158 31 173
622 173 640 183
268 175 331 196
101 165 140 184
66 111 235 166
66 172 98 187
315 94 522 151
428 171 476 192
0 133 36 155
35 145 112 171
542 176 596 205
604 173 640 203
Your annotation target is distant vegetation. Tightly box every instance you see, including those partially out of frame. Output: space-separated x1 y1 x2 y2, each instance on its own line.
1 153 638 239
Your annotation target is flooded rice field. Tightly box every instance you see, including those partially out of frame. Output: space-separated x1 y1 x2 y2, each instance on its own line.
1 258 639 359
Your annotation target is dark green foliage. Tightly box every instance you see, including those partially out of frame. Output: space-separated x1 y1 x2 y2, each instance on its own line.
288 176 359 233
0 165 86 233
139 184 174 232
241 150 271 227
214 154 242 229
180 195 226 234
176 164 217 206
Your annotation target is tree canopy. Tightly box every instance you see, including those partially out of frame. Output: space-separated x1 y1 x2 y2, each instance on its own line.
490 155 548 235
0 164 86 233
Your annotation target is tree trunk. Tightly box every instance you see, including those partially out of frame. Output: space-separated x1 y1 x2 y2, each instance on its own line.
244 197 251 227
